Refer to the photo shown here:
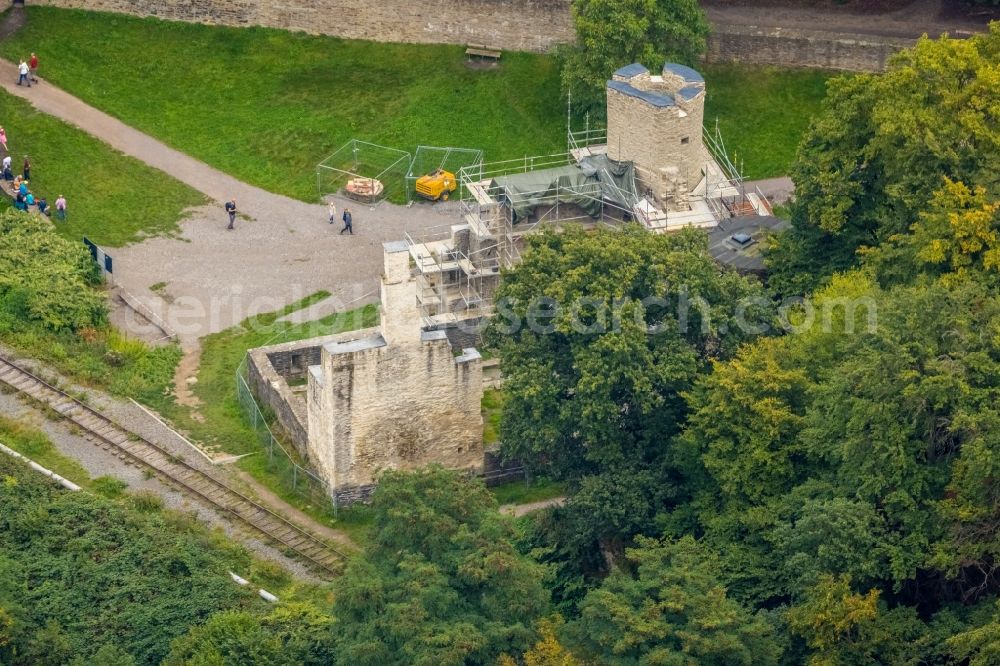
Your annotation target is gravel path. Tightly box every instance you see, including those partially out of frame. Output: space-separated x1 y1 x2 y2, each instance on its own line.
746 176 795 205
499 496 567 518
0 57 460 346
0 344 344 580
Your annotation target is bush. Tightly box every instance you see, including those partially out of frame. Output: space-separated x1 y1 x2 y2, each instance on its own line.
0 211 104 333
0 456 258 665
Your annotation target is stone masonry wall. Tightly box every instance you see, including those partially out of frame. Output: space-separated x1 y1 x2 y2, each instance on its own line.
607 87 705 198
308 334 484 491
36 0 915 68
247 347 311 453
704 24 915 72
247 329 379 455
35 0 575 52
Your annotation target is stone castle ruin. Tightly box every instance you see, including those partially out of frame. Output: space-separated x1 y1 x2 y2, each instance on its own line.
249 243 490 503
250 62 776 503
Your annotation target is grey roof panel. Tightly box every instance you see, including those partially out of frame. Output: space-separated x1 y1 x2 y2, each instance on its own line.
606 80 676 108
707 216 789 273
662 63 705 83
678 85 704 101
324 334 387 355
613 63 649 79
420 330 448 342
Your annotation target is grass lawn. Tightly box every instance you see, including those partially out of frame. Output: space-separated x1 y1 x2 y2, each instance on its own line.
482 387 504 445
0 87 203 246
0 414 94 487
701 63 835 180
0 416 332 600
491 477 566 506
5 7 565 203
5 7 833 204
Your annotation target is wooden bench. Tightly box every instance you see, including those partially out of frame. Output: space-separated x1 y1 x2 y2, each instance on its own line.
465 43 502 63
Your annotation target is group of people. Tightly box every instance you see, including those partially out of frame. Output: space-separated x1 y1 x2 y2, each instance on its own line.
328 201 353 234
7 53 68 220
223 197 354 234
16 53 38 87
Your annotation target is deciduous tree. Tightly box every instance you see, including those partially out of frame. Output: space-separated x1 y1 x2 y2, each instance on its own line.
569 536 781 664
768 25 1000 293
561 0 709 113
332 467 549 666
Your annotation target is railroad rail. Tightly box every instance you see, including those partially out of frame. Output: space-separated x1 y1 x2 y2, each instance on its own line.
0 354 346 577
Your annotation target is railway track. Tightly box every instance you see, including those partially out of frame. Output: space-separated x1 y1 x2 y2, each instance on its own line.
0 354 346 577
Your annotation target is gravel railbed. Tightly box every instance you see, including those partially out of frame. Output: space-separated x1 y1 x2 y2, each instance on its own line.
0 353 322 582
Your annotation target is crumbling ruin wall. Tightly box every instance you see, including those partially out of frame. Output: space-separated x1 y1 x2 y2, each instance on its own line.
307 332 484 493
247 329 380 454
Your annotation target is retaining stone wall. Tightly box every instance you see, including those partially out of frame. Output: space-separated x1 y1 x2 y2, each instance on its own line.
704 24 915 72
34 0 575 52
246 346 312 454
247 330 377 454
35 0 915 69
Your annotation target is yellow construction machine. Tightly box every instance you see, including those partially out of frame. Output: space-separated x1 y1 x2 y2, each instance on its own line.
415 168 457 201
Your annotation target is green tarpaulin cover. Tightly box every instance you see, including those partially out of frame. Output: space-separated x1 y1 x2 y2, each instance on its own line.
490 155 637 221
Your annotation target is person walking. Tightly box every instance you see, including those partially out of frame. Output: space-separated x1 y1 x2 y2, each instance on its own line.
55 194 66 221
1 127 9 153
17 59 30 87
327 200 337 224
225 197 237 230
29 53 38 83
22 155 30 182
340 208 353 235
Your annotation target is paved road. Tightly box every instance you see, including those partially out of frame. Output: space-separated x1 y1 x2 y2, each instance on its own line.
500 496 567 518
746 176 795 205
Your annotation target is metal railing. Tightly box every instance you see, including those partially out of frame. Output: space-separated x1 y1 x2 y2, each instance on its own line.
703 120 744 190
567 126 608 155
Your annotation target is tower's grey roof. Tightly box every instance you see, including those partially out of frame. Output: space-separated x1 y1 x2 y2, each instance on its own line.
662 63 704 83
678 85 705 101
613 63 649 79
606 80 676 108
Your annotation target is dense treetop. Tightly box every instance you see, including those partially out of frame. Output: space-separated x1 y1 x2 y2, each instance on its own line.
768 24 1000 294
561 0 710 113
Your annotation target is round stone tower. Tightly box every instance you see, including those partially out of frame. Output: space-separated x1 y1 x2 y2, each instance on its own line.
606 62 707 205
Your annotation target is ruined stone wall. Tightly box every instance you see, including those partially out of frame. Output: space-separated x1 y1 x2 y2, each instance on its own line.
308 333 484 491
704 24 914 72
248 331 373 453
34 0 575 52
247 347 311 453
